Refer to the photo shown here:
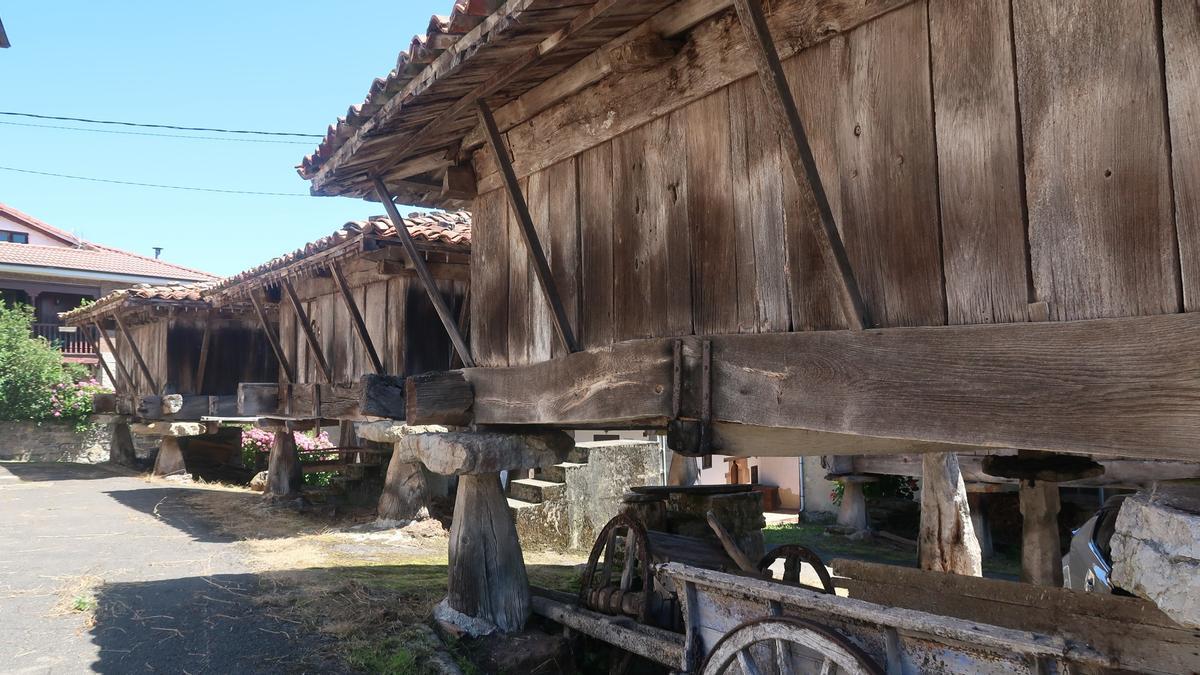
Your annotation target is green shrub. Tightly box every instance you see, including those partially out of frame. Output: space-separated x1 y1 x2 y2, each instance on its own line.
0 304 99 421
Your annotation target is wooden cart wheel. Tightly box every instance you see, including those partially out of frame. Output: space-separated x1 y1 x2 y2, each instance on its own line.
757 544 835 594
700 617 883 675
579 513 653 623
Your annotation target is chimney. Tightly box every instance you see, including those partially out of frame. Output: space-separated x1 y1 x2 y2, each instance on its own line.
153 247 163 259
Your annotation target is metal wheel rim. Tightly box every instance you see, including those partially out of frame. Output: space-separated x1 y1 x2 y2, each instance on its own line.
757 544 835 594
700 617 883 675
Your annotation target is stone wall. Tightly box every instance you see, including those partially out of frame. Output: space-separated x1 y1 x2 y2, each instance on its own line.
0 419 112 463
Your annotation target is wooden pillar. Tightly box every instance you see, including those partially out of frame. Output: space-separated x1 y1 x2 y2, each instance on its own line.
109 422 137 467
378 453 430 522
153 437 187 477
966 491 994 559
918 453 982 576
668 452 698 486
1019 479 1063 586
266 428 302 498
447 473 530 633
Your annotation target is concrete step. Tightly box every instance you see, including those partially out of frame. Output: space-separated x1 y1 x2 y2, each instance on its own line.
507 497 541 510
539 462 586 483
508 478 566 504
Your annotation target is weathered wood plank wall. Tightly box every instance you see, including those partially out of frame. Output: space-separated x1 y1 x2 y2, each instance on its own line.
469 0 1193 367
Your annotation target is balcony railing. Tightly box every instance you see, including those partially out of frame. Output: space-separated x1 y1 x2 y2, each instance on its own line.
32 323 97 357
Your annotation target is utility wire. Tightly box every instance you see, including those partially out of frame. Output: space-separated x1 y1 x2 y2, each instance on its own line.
0 120 315 144
0 165 311 198
0 111 325 139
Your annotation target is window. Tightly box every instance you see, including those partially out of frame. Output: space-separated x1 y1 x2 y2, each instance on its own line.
750 465 759 485
0 231 29 244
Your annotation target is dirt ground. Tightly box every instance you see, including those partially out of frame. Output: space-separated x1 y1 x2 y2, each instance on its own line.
0 462 583 674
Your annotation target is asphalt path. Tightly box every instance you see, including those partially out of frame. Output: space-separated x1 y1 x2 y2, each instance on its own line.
0 462 345 674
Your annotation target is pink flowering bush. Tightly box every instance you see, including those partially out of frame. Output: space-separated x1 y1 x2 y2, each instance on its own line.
240 427 335 485
49 379 110 420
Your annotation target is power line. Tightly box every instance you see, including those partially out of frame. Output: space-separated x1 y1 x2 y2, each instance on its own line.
0 120 315 144
0 165 312 198
0 111 325 139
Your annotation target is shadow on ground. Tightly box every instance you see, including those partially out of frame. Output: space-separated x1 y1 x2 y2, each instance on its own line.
102 487 242 544
0 461 130 482
89 563 582 674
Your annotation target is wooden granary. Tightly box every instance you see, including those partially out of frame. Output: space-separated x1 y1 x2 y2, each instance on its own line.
288 0 1200 668
60 283 278 475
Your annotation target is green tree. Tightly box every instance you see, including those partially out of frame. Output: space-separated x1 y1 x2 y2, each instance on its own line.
0 304 87 420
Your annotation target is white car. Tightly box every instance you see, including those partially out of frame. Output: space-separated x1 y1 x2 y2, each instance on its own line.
1062 495 1127 593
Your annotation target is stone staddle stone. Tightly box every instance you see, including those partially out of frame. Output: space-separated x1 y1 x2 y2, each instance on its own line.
1110 486 1200 629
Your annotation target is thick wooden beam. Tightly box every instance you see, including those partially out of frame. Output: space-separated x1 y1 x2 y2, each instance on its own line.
249 291 296 384
138 394 218 421
282 278 334 384
477 100 581 354
238 383 280 417
94 321 135 394
330 260 385 375
195 316 212 393
849 453 1200 488
405 371 472 426
372 177 475 368
361 373 406 419
731 0 869 330
112 313 159 393
411 314 1200 461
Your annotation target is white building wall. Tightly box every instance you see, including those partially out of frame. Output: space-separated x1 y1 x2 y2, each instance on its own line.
696 454 839 515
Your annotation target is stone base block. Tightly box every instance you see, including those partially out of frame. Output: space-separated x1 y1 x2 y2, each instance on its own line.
1111 487 1200 629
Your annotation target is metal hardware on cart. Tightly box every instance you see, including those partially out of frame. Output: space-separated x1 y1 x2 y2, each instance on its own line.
756 545 836 595
667 339 713 457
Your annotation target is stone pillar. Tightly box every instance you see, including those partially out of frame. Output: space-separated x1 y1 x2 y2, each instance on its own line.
153 436 187 476
266 428 301 498
1111 487 1200 629
109 422 137 468
1019 479 1062 586
918 453 982 576
446 473 530 633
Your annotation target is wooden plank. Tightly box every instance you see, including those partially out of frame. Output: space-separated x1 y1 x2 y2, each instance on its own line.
81 325 121 391
426 313 1200 461
526 166 554 363
835 3 944 328
389 278 409 373
249 291 295 384
530 595 684 668
928 0 1030 325
732 0 868 331
781 41 847 331
850 452 1200 488
331 260 385 375
470 188 510 367
194 317 212 393
577 141 614 349
113 313 159 393
507 177 533 365
406 370 473 426
834 558 1200 674
728 75 791 333
94 322 136 394
612 114 691 340
547 157 580 359
1013 0 1179 320
683 89 739 336
474 0 916 193
1165 0 1200 311
237 383 280 417
283 279 334 384
478 101 580 354
363 280 391 373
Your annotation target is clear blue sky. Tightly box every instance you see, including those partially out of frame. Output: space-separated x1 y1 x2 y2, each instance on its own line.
0 1 446 277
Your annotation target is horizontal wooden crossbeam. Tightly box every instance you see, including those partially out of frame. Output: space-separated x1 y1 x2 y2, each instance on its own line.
237 375 405 421
406 313 1200 462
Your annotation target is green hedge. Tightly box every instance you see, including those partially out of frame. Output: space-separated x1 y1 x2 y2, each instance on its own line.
0 304 102 421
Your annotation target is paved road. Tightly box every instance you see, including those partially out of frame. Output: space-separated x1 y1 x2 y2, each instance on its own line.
0 463 343 674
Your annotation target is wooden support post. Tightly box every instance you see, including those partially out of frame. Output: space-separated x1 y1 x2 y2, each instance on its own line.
447 473 530 633
283 278 334 384
330 260 385 375
731 0 871 331
967 492 994 559
918 453 983 576
93 321 135 393
113 312 159 393
195 315 212 393
266 426 302 499
109 422 137 467
1019 479 1063 586
153 436 187 476
477 100 581 354
378 452 430 522
249 290 296 384
80 325 119 389
371 177 476 368
668 452 699 486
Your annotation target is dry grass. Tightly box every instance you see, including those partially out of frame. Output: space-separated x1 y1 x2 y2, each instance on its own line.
51 572 105 626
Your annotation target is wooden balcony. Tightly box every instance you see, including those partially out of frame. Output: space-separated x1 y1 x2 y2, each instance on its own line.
32 322 97 357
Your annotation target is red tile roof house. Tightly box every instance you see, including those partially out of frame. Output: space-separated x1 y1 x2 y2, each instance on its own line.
0 203 216 371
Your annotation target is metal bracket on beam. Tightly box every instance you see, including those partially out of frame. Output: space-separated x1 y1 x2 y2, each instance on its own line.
667 340 713 457
371 176 476 368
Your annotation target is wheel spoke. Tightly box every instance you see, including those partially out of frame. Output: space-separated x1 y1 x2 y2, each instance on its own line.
773 638 795 675
736 649 764 675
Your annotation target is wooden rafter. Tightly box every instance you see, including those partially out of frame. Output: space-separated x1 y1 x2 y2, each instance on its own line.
732 0 871 330
249 290 297 384
477 100 581 353
80 325 120 391
282 278 334 384
112 313 159 393
371 176 476 368
195 313 212 394
329 260 385 375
